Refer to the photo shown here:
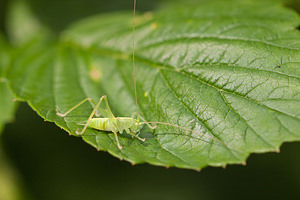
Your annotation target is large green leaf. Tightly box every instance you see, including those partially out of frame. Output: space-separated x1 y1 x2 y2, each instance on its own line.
7 0 300 170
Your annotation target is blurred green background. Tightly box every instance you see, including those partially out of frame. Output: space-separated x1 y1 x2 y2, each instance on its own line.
1 0 300 199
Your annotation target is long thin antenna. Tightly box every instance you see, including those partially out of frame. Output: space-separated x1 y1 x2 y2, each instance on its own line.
133 0 139 120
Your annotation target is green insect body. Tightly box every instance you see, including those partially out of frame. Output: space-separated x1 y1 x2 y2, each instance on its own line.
56 96 153 149
87 117 139 133
88 117 146 149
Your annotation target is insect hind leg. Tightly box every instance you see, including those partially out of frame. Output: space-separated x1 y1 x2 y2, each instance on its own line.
56 97 100 117
73 96 123 150
76 95 107 135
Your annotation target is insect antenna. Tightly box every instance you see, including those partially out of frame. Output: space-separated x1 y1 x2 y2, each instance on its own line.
132 0 140 121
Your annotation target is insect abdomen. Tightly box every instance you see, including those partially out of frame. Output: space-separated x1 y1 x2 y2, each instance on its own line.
88 118 114 132
87 117 138 133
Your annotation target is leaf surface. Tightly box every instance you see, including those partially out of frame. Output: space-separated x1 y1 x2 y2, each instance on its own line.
7 1 300 170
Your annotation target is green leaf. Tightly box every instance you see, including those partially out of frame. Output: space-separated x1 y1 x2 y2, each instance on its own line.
7 0 300 170
0 35 16 134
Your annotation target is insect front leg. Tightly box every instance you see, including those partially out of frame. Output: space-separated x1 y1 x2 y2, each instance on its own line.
128 130 145 142
138 115 157 130
131 112 157 130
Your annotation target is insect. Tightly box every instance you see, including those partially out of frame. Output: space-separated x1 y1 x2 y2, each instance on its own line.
56 0 231 151
56 95 156 149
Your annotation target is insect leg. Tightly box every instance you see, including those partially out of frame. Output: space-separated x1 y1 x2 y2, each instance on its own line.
76 95 107 135
56 97 100 117
98 97 123 149
103 95 115 118
138 115 157 129
113 131 122 149
89 98 101 117
130 112 157 129
129 130 145 142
